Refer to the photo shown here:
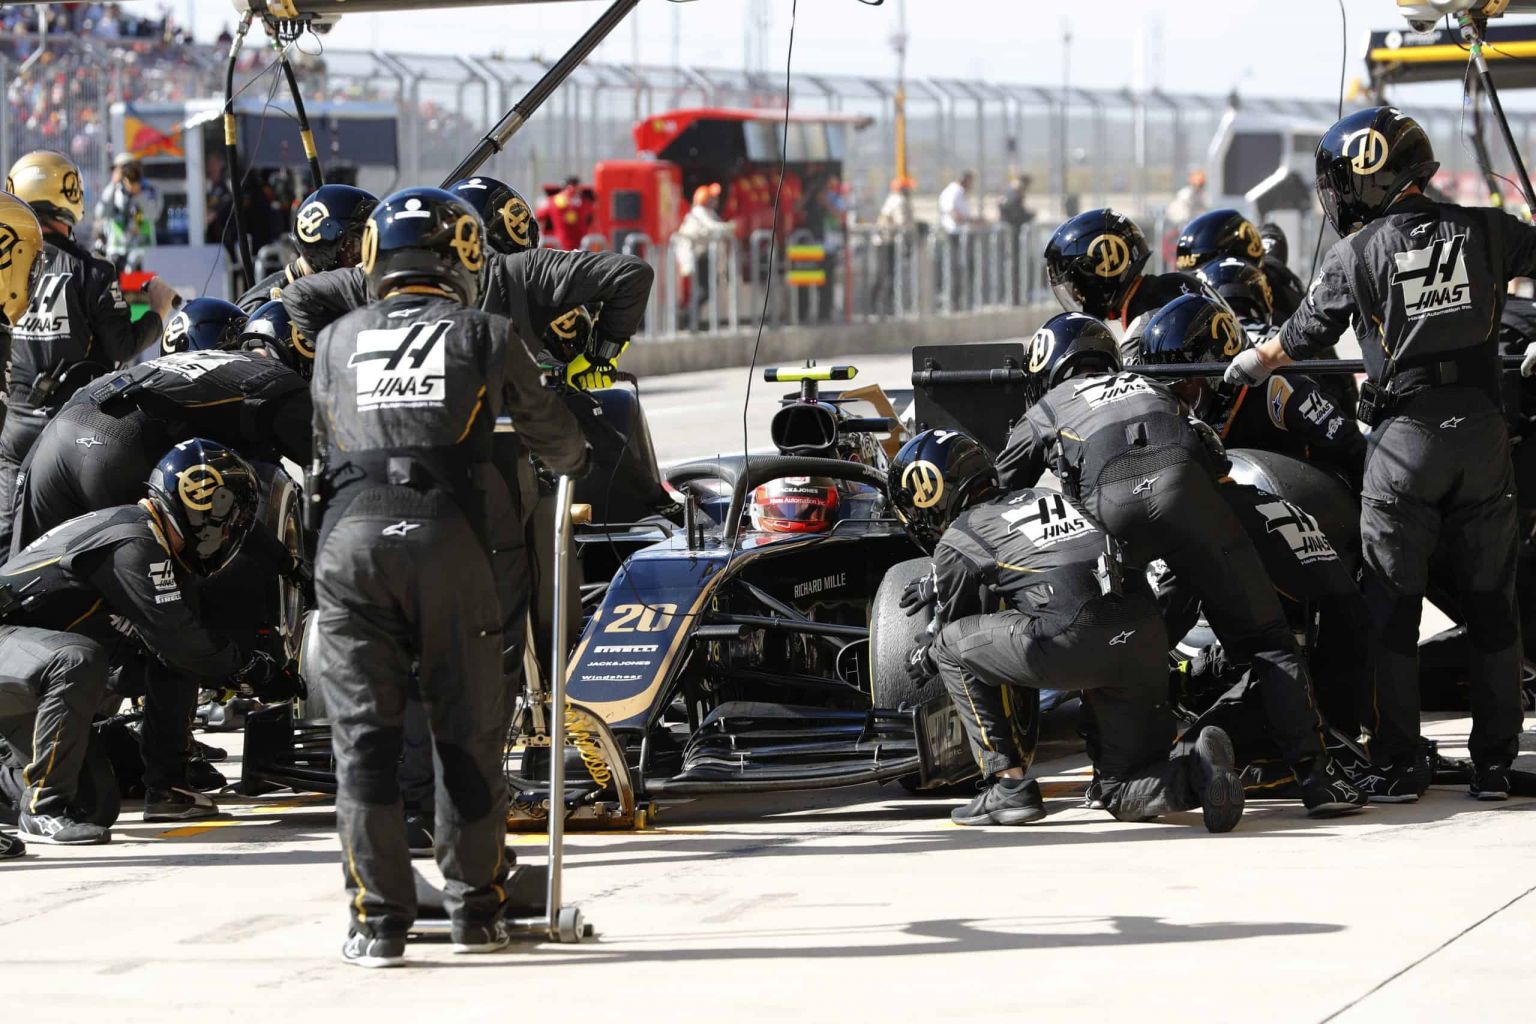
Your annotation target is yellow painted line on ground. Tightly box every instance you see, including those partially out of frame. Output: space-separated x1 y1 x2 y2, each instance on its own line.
153 794 329 839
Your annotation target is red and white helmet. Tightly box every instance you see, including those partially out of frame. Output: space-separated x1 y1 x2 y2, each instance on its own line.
749 476 840 534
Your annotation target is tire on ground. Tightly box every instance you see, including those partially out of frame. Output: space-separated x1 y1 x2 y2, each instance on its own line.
869 556 1040 792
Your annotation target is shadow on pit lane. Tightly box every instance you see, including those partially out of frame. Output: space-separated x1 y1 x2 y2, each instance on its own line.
440 914 1344 967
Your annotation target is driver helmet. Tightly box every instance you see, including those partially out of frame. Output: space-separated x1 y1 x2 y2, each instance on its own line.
749 476 841 534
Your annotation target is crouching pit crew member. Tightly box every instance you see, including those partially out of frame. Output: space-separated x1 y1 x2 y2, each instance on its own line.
0 440 280 841
1231 106 1536 800
998 312 1363 816
309 187 589 967
891 429 1245 831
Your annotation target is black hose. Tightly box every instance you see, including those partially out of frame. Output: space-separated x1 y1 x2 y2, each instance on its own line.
224 14 256 285
1464 16 1536 212
279 50 325 192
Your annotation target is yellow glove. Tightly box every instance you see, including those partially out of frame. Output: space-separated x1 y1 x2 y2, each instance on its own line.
564 341 630 391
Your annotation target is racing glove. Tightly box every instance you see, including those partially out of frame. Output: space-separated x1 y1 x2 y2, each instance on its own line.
565 340 630 391
900 573 937 615
906 639 938 688
1224 347 1272 388
1522 340 1536 378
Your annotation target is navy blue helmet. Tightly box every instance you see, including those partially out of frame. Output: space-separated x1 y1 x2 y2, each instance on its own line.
161 297 248 355
147 438 261 577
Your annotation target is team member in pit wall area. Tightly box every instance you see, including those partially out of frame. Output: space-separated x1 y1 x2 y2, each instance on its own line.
0 191 46 860
997 312 1364 817
0 150 178 552
234 185 379 312
0 440 281 840
891 429 1246 831
1230 106 1536 801
309 187 588 967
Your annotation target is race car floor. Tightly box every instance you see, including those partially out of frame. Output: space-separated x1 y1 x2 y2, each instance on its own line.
2 712 1532 1024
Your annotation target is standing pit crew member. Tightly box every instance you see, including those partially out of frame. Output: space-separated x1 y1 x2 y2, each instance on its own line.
234 184 379 313
310 187 589 966
1 150 178 552
1231 106 1535 800
10 347 312 557
891 429 1245 831
1 440 280 836
997 312 1363 816
0 191 46 859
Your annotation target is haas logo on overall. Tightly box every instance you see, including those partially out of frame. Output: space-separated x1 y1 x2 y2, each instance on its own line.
1001 492 1097 549
1256 498 1337 565
14 272 72 338
348 320 452 409
1391 232 1470 320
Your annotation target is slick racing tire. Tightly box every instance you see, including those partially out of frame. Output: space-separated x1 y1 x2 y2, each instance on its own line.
292 611 328 720
868 557 1039 793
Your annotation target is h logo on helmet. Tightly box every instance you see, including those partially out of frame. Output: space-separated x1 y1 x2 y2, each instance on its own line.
296 201 330 244
1087 234 1131 278
548 308 582 341
177 464 225 512
0 224 18 270
60 170 82 205
162 311 190 352
501 197 532 247
450 215 483 272
359 220 378 275
1210 310 1242 358
901 460 945 509
1238 221 1263 260
1027 328 1056 373
1344 128 1390 175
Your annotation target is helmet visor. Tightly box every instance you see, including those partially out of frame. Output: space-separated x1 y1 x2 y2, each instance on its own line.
750 482 838 534
1050 279 1086 313
187 486 254 575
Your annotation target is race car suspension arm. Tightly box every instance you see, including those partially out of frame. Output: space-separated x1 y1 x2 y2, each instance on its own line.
439 0 641 186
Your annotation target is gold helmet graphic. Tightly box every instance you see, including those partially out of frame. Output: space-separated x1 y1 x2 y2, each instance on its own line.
6 150 86 228
0 191 45 328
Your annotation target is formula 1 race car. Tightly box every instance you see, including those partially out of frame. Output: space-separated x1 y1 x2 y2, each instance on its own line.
241 361 1043 826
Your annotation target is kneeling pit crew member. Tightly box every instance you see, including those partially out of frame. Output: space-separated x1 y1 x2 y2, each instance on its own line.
892 429 1245 831
309 186 589 967
997 312 1364 817
0 439 281 840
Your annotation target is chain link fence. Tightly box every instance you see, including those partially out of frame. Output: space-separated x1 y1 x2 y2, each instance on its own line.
5 30 1535 338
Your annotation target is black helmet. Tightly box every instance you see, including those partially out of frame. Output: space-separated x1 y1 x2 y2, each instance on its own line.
448 175 540 255
1195 257 1274 327
292 184 379 271
887 429 998 554
146 439 261 577
239 299 313 379
1021 312 1122 407
1315 106 1438 235
1259 222 1288 265
541 305 596 364
162 298 248 354
1044 208 1150 317
361 187 485 305
1141 293 1245 365
1175 208 1265 271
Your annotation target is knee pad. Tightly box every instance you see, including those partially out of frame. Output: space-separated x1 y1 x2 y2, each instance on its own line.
1464 590 1519 651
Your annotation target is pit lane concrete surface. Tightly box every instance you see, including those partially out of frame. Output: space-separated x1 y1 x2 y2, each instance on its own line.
5 350 1532 1022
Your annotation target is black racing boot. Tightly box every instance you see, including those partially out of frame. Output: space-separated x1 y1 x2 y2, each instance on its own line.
1296 758 1367 818
1341 760 1421 804
453 918 515 954
1470 763 1511 801
143 787 222 823
951 777 1046 826
404 811 435 858
1192 726 1245 833
341 930 406 969
17 811 110 845
0 832 25 858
